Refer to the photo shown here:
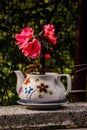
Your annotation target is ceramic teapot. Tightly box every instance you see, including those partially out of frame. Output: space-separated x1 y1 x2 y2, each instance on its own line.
14 71 71 102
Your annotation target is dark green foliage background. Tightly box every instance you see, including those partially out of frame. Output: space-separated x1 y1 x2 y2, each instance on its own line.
0 0 78 105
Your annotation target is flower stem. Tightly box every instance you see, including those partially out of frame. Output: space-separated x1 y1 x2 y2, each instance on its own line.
40 56 45 74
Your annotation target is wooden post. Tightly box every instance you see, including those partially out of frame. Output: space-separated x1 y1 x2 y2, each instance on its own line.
73 0 87 101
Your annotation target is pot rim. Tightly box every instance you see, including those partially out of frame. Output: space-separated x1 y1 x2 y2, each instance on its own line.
27 72 58 76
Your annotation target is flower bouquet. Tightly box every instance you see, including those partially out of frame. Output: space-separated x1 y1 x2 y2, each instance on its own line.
15 24 57 74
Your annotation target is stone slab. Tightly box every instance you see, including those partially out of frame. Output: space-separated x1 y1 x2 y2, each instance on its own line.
55 128 87 130
0 102 87 129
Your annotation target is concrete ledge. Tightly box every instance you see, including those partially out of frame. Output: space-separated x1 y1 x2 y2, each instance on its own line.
0 102 87 129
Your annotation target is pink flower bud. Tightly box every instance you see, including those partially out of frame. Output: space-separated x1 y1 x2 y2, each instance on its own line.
45 53 51 60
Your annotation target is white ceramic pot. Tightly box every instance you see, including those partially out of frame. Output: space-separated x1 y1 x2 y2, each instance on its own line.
14 71 71 102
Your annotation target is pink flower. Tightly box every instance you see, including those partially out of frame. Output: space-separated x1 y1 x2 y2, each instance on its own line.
15 27 34 45
21 27 34 40
22 39 41 59
47 33 57 45
21 42 30 56
43 24 57 44
15 34 27 44
44 24 55 34
45 53 51 59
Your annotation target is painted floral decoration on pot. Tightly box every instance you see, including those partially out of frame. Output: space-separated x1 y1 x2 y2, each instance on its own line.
15 24 57 74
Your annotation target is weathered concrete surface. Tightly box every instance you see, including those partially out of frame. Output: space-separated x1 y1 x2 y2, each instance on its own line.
0 102 87 129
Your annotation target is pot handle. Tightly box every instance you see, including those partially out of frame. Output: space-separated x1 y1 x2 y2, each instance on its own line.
57 74 71 98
